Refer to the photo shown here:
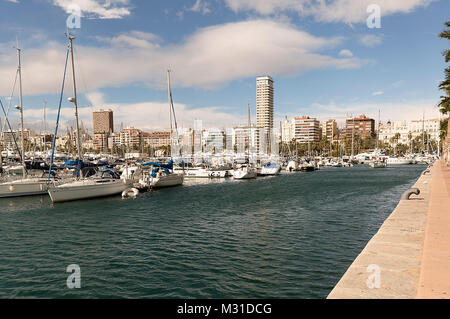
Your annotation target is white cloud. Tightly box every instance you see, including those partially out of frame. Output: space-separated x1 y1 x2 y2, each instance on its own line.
224 0 435 24
358 34 383 47
189 0 211 15
339 49 353 58
372 91 384 96
52 0 131 19
0 19 364 96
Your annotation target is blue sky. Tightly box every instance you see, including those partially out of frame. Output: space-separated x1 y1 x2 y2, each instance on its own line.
0 0 448 132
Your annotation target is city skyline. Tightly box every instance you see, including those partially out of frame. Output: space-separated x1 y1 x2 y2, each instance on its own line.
0 0 448 133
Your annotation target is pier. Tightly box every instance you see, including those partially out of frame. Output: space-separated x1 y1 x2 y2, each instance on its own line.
328 160 450 298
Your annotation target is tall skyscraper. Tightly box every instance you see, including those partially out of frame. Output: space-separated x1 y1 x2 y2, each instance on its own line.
93 109 114 134
256 76 274 129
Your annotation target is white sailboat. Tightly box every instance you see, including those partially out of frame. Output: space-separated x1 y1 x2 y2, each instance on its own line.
48 170 129 203
0 43 62 198
234 103 257 180
173 166 229 178
47 36 131 203
138 70 183 188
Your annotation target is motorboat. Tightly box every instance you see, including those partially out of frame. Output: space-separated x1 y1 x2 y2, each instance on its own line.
369 160 387 168
259 163 281 176
386 157 413 165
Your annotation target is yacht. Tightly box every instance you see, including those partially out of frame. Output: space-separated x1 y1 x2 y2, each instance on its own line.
386 157 414 165
48 169 130 203
258 163 281 176
369 160 387 168
233 164 257 179
139 160 184 188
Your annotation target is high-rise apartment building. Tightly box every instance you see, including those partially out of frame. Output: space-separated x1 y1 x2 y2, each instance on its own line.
93 109 114 134
256 76 274 129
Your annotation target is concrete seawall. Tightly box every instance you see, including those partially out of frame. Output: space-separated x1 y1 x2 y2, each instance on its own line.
328 161 450 299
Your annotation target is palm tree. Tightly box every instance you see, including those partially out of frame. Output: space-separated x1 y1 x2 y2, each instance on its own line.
439 21 450 115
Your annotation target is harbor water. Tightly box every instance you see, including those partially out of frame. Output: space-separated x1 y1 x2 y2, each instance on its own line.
0 165 424 298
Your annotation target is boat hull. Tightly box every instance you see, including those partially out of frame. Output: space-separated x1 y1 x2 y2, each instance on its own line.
259 166 281 176
48 180 130 203
140 173 184 188
233 168 257 179
0 179 51 198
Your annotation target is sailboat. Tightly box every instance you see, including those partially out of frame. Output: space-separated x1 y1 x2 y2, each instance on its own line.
138 70 183 189
0 43 62 198
47 35 131 203
234 103 257 179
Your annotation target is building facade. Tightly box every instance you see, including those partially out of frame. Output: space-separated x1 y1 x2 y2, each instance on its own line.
93 109 114 134
379 118 441 147
344 115 375 139
256 76 274 129
293 116 321 143
322 120 338 142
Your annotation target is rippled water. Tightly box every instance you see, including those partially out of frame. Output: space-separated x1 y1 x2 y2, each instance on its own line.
0 165 424 298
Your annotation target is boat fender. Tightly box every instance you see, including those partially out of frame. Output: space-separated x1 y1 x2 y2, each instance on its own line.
401 188 420 200
9 185 15 192
122 188 139 199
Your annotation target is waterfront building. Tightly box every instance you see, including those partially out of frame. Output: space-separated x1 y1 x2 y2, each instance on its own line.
1 129 30 150
293 116 321 143
143 131 171 149
322 120 338 142
256 76 274 129
233 125 259 154
344 115 375 139
93 109 114 151
379 118 441 147
202 128 225 153
120 127 143 150
281 117 295 143
93 109 114 134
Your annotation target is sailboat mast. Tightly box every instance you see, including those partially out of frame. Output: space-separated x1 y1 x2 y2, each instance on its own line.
43 100 47 154
376 109 380 150
17 46 26 176
167 70 173 136
68 36 83 161
422 111 425 154
351 114 355 158
247 102 250 161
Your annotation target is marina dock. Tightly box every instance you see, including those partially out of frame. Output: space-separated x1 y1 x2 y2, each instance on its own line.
328 160 450 299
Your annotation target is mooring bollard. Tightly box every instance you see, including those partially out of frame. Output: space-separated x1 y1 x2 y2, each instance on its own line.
401 188 420 200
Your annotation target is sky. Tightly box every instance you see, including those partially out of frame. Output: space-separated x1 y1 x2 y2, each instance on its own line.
0 0 448 133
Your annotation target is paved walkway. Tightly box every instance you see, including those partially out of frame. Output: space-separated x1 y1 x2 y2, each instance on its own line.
417 161 450 298
328 165 433 298
329 161 450 298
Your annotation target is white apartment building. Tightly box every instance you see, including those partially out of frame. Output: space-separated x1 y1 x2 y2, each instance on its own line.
322 120 338 142
256 76 274 129
202 128 225 153
379 119 441 146
281 117 295 143
282 116 321 143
